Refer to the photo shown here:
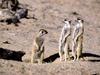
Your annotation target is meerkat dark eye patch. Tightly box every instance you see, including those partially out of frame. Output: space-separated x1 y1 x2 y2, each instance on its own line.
77 17 84 23
43 31 48 34
39 29 48 34
77 17 81 20
44 30 48 34
81 20 84 23
69 20 71 24
42 31 44 34
64 19 67 21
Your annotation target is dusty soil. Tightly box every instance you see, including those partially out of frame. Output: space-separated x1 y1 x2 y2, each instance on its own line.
0 0 100 75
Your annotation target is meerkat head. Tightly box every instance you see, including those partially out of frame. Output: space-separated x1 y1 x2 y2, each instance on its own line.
64 19 71 24
39 29 48 36
77 17 84 23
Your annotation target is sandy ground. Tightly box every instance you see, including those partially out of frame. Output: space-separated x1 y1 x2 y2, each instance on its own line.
0 0 100 75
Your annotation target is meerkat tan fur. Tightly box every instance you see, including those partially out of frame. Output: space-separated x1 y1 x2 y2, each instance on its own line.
72 18 84 61
31 29 48 64
59 19 71 61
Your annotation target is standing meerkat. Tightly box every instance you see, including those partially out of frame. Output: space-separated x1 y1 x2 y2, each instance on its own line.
31 29 48 64
59 19 71 61
72 18 84 61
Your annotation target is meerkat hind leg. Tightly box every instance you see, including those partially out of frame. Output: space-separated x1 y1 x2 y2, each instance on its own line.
64 42 70 61
76 37 85 61
31 54 36 63
72 40 77 61
38 46 44 64
76 39 81 60
59 44 64 61
59 49 64 61
39 52 44 64
40 51 44 63
31 51 38 63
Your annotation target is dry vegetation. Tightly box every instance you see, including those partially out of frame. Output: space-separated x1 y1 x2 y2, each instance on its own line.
0 0 100 75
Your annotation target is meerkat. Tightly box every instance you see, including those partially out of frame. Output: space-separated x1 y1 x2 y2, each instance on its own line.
72 18 84 61
31 29 48 64
59 19 71 61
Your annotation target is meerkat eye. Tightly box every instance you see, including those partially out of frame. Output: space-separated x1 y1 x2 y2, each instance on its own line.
82 20 84 23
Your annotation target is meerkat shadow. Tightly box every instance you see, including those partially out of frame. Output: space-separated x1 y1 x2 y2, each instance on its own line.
83 53 100 58
0 48 25 61
43 53 59 63
89 60 100 62
82 52 100 62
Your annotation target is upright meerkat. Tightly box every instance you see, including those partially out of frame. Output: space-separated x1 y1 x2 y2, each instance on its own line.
72 18 84 61
31 29 48 64
59 19 71 61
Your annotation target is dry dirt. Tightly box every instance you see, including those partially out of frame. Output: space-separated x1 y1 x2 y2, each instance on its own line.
0 0 100 75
